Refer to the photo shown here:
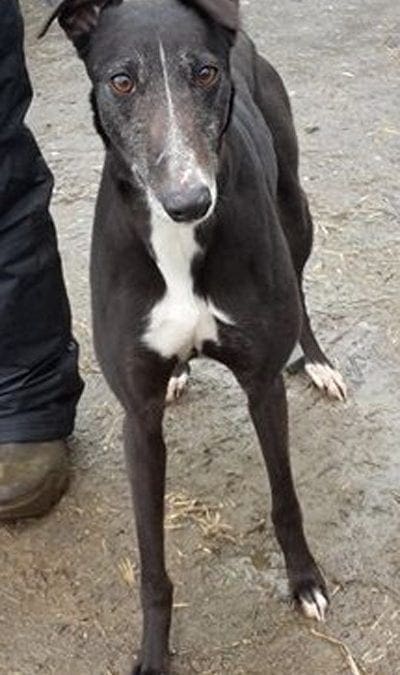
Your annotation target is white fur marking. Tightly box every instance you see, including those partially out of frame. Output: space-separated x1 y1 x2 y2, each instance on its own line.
299 589 328 622
142 45 228 358
159 40 175 131
143 195 232 359
159 39 193 177
286 341 303 367
158 40 217 216
305 361 347 401
166 370 190 404
208 300 235 326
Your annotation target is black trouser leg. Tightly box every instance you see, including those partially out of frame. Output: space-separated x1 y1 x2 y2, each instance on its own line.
0 0 83 443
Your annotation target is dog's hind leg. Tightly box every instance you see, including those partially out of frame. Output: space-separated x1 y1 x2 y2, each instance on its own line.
279 185 347 401
123 355 174 675
251 55 346 400
242 372 329 620
295 302 347 401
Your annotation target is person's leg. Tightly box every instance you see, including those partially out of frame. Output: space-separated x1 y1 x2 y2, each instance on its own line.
0 0 84 519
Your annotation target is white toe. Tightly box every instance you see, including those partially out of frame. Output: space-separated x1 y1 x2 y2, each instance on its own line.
299 588 328 622
305 361 347 401
165 371 189 404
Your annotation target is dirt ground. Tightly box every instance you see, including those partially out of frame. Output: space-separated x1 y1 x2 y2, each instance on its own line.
0 0 399 673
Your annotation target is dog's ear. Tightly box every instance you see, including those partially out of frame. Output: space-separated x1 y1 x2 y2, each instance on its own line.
183 0 239 35
39 0 121 52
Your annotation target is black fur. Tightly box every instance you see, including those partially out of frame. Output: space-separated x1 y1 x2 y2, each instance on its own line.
42 1 340 672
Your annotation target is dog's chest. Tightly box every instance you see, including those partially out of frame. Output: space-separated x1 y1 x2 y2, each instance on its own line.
143 209 220 361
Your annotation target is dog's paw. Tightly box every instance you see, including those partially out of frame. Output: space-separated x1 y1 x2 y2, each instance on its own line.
305 361 347 401
165 366 189 404
293 580 329 622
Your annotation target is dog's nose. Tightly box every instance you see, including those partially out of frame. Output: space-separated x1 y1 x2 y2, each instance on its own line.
162 185 212 223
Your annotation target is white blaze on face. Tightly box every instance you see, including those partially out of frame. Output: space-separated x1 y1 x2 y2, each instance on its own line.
158 40 216 209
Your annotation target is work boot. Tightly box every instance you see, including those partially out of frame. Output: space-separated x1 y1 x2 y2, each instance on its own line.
0 441 69 521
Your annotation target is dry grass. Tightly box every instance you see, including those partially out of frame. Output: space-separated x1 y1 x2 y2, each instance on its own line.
117 556 136 588
361 602 400 667
311 628 366 675
165 492 235 544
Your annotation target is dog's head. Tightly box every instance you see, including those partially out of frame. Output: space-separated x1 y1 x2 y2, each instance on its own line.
42 0 239 223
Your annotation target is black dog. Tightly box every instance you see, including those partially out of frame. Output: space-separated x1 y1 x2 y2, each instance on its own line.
43 1 346 672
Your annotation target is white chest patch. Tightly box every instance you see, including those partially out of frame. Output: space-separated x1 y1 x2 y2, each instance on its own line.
143 197 231 360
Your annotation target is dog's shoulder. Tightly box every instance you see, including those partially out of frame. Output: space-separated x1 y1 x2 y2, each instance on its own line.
232 31 291 114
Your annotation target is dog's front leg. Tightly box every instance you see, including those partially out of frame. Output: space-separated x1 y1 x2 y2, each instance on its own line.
123 373 173 675
245 373 329 621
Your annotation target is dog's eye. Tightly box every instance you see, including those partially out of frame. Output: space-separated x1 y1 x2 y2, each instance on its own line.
194 65 219 89
110 73 135 95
